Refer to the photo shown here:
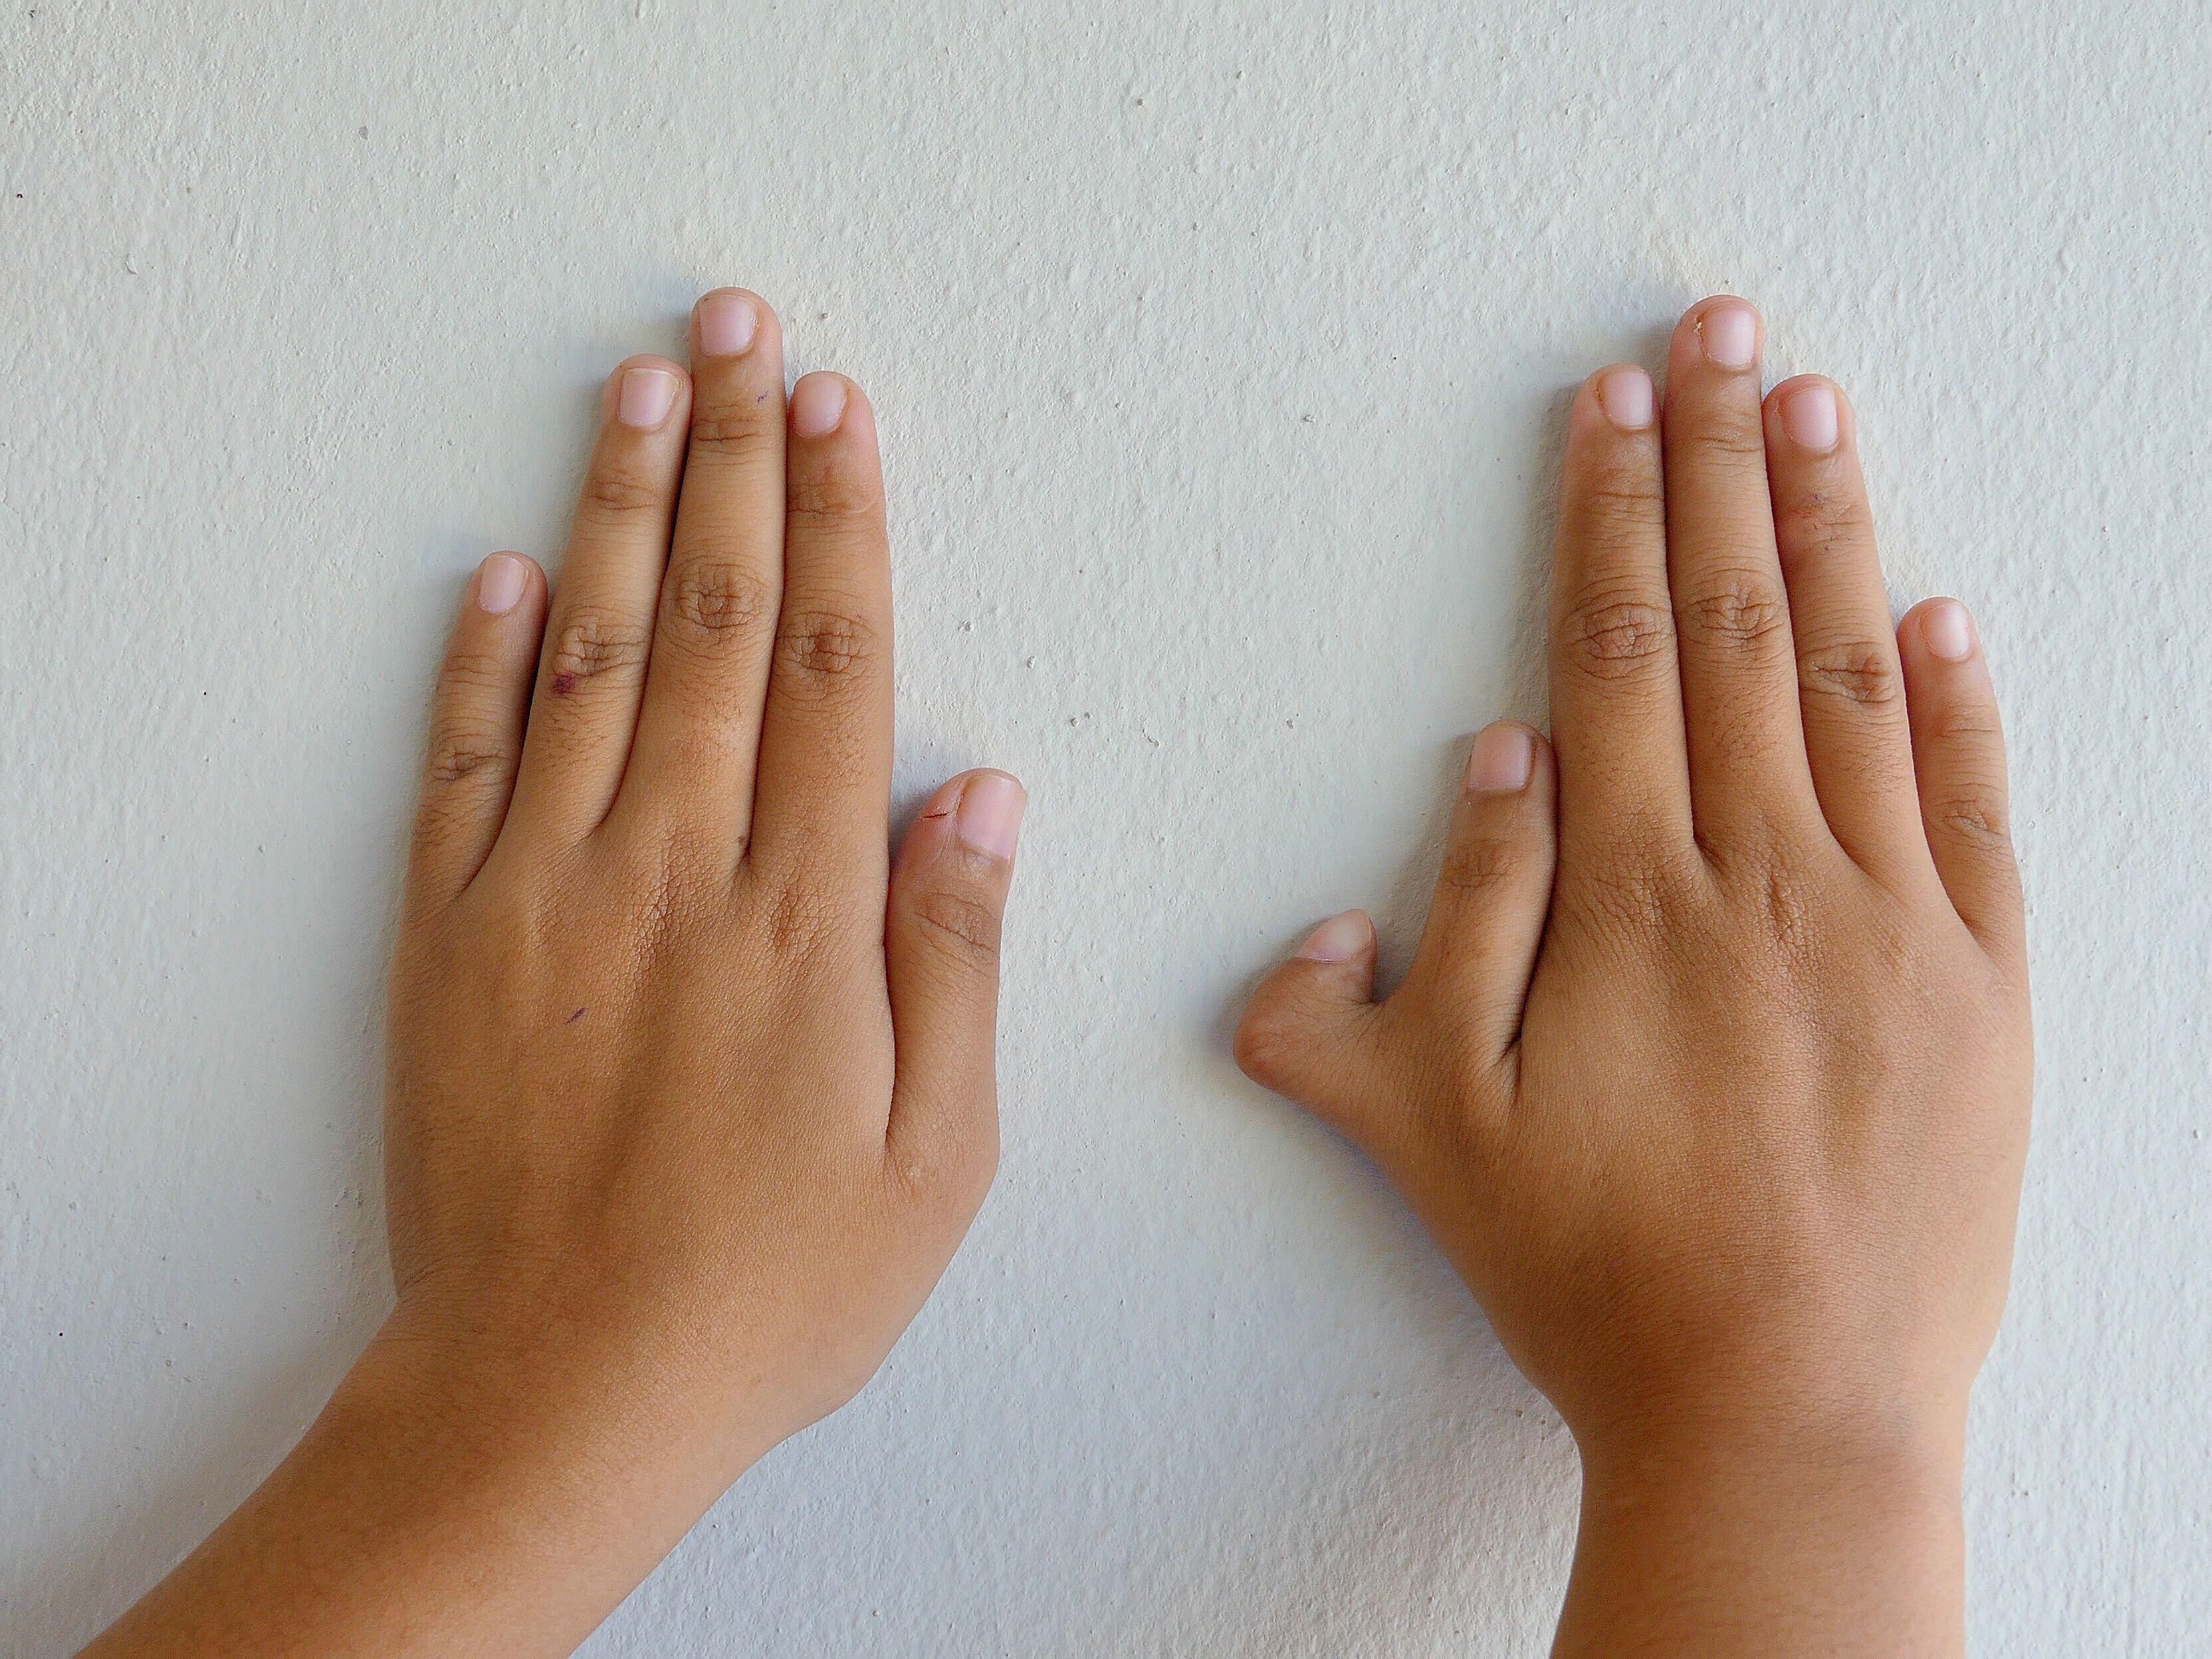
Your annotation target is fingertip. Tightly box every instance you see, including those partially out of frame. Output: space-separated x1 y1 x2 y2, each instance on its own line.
1235 913 1388 1122
606 354 691 431
893 773 1027 936
1678 294 1763 373
470 551 542 617
1464 721 1545 797
1766 374 1849 456
692 288 776 360
937 768 1026 864
1583 364 1658 434
1902 596 1979 665
791 371 867 441
1293 908 1375 964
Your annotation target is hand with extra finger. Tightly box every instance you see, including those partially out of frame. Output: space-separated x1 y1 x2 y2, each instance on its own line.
89 292 1026 1659
1236 299 2029 1657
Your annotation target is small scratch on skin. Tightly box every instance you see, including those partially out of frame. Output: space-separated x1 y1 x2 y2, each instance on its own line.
566 1007 586 1025
552 671 578 695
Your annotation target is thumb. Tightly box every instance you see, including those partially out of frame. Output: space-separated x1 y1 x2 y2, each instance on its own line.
1234 909 1395 1147
885 770 1025 1180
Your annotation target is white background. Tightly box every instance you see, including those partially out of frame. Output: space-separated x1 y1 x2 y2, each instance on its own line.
5 3 2207 1652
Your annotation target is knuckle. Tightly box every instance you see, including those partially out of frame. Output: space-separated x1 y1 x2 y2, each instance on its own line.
685 403 777 459
579 461 667 519
423 722 512 788
1796 640 1903 713
440 647 514 697
1232 1005 1297 1090
1563 837 1696 937
1775 487 1873 556
760 875 860 968
1557 582 1676 683
546 608 651 693
1930 703 2005 748
775 606 883 695
612 818 726 919
409 790 484 855
1743 853 1819 958
1680 420 1769 468
1573 464 1666 540
909 888 1002 964
1681 569 1791 654
762 877 821 956
786 460 881 528
890 1134 993 1210
613 858 686 951
1933 793 2012 854
1437 831 1526 899
664 558 774 653
890 1113 1000 1212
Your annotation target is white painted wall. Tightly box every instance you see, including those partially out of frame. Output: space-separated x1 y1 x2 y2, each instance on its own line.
5 3 2207 1652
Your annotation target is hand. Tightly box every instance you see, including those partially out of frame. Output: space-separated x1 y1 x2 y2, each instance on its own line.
1236 298 2029 1654
90 290 1025 1657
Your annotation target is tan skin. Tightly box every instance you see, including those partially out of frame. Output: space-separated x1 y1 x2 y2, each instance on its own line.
1237 298 2029 1654
89 291 1027 1656
88 293 2027 1656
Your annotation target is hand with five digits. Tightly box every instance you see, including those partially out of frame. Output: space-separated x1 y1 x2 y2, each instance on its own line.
1237 298 2030 1656
87 290 2029 1659
89 291 1026 1658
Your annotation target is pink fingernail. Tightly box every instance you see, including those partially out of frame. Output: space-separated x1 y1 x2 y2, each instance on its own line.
790 374 848 437
697 291 758 357
955 772 1026 860
1697 301 1759 372
1294 911 1371 964
1595 366 1655 431
617 365 680 429
1923 600 1976 663
1465 723 1534 794
1780 381 1840 453
474 552 530 616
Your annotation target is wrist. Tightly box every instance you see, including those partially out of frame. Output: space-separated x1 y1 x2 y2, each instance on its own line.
87 1307 681 1659
1569 1381 1968 1502
362 1284 782 1505
1558 1400 1967 1658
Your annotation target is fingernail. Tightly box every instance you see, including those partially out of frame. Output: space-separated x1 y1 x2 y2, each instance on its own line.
1923 599 1976 663
955 772 1026 860
1465 723 1535 794
1780 381 1840 453
617 365 680 429
697 290 758 357
790 374 848 437
1295 910 1371 964
1595 366 1655 431
474 552 530 616
1697 301 1759 372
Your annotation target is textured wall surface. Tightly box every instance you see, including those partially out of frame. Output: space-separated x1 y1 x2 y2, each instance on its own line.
5 3 2208 1652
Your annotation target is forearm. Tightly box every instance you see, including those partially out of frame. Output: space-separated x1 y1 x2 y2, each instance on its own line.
1553 1419 1967 1658
84 1306 744 1658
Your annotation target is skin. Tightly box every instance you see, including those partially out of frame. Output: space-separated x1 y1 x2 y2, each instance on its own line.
86 290 1026 1657
1236 298 2031 1655
84 292 2028 1656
